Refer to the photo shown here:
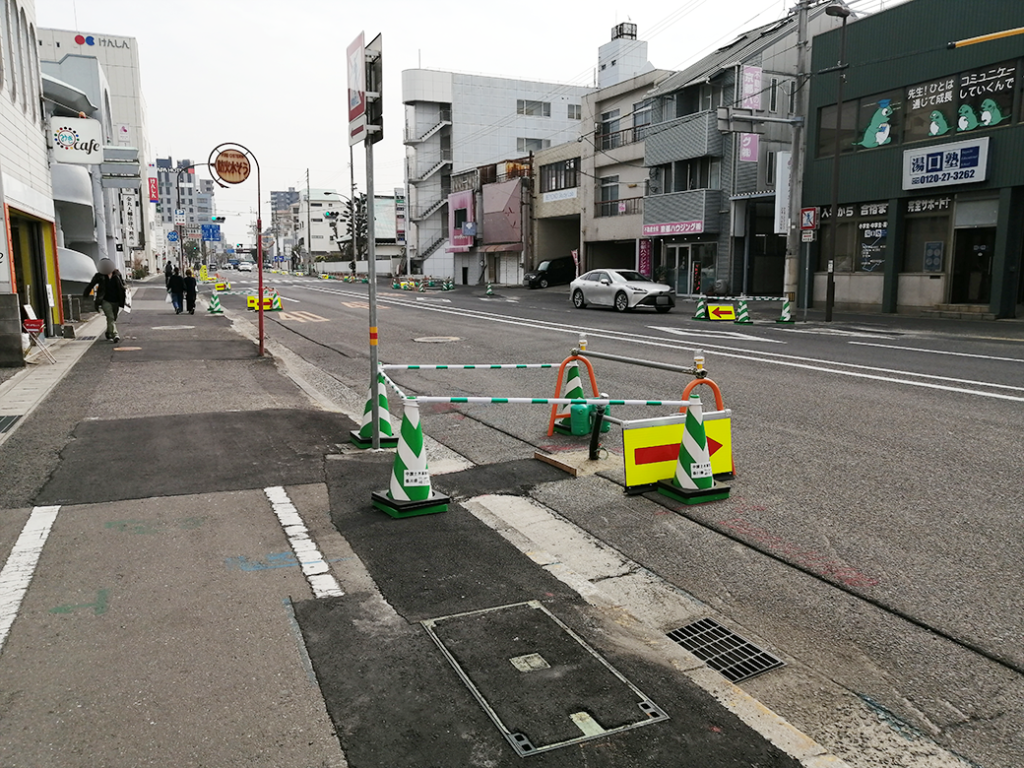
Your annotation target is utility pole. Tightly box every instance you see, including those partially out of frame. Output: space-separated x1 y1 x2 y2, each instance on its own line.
784 0 811 305
305 168 312 275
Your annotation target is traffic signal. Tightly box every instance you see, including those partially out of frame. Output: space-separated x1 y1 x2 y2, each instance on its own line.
210 216 225 222
323 210 339 220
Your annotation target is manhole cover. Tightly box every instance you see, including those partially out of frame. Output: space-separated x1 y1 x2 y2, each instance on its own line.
422 600 667 756
414 336 460 343
666 618 783 683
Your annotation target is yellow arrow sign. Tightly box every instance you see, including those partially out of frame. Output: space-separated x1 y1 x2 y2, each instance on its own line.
707 304 736 321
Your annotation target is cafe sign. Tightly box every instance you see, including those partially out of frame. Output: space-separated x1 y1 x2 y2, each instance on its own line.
212 149 251 185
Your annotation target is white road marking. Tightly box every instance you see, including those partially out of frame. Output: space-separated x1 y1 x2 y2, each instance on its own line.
265 285 1022 401
264 487 343 598
849 341 1024 363
650 326 784 343
0 505 60 654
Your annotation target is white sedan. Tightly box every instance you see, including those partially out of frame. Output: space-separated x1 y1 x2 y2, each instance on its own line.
237 261 253 272
570 269 675 313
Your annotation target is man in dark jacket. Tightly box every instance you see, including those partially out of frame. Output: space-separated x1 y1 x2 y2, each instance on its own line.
168 267 185 314
183 269 198 314
83 258 127 342
164 259 173 288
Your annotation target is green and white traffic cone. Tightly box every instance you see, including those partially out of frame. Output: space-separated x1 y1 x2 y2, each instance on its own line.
657 392 730 505
371 399 450 518
419 280 426 292
350 372 400 449
553 360 586 435
692 295 708 321
486 283 494 296
776 297 795 324
271 293 283 311
734 299 753 324
207 294 224 315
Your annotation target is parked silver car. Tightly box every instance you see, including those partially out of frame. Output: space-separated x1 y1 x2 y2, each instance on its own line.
570 269 675 313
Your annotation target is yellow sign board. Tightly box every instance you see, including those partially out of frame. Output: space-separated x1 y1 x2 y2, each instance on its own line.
621 410 733 492
706 304 736 321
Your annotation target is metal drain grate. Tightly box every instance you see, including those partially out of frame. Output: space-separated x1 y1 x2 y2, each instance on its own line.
75 335 98 341
666 618 784 683
0 415 21 434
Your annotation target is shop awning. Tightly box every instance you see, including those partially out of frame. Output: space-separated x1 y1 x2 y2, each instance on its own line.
480 243 521 253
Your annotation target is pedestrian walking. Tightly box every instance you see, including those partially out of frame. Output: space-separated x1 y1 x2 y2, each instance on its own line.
168 267 185 314
164 259 173 289
83 257 128 342
184 269 198 315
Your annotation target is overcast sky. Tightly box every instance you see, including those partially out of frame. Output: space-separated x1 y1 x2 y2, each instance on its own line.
36 0 899 244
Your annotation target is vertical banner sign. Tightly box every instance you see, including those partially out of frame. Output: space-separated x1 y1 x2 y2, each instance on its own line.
348 32 367 146
148 176 159 203
742 66 762 110
570 248 579 276
739 133 758 162
774 151 792 234
638 238 652 278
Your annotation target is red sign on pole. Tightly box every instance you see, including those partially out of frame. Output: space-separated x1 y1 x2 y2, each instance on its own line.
348 32 366 146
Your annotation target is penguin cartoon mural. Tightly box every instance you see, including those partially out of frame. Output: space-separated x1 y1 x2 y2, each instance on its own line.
854 100 893 148
928 110 952 136
957 104 980 131
980 98 1006 126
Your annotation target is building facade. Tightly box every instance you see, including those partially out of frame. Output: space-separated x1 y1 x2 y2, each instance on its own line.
641 6 843 297
804 0 1024 318
1 0 61 363
37 28 154 273
402 68 591 281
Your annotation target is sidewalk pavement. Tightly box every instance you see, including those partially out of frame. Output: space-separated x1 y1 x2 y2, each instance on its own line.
0 276 856 767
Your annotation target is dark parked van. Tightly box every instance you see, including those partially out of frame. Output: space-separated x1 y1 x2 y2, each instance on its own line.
524 256 576 288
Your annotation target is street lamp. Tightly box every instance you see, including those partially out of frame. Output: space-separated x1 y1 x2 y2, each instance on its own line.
823 2 850 323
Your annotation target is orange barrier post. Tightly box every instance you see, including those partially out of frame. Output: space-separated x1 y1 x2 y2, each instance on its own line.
547 354 600 436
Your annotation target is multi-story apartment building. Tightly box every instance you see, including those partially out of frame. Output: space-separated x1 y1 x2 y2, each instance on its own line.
403 68 591 282
579 25 670 275
37 28 154 273
641 5 842 297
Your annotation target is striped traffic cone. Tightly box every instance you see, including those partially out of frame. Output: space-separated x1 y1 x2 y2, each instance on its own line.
486 283 493 296
350 372 400 449
552 360 586 435
692 295 708 321
776 298 795 324
207 294 224 315
371 399 450 518
271 293 283 311
734 299 753 324
657 393 730 505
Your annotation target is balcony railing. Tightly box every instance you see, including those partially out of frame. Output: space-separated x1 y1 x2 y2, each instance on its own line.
595 196 643 218
596 124 652 151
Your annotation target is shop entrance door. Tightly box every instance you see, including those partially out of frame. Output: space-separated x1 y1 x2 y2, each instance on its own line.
668 244 692 295
950 228 995 304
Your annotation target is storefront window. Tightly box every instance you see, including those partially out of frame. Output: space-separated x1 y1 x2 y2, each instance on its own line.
956 60 1016 133
902 196 952 272
817 101 858 157
851 91 901 150
904 75 958 142
819 202 888 272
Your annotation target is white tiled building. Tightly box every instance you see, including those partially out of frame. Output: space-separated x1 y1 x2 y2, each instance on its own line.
403 69 591 280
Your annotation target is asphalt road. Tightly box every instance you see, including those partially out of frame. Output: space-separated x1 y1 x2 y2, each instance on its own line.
218 273 1024 768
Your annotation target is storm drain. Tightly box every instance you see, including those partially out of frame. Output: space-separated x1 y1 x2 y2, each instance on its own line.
666 618 784 683
422 600 668 757
0 415 21 434
75 335 98 341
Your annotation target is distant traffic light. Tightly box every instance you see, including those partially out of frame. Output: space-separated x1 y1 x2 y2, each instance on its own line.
210 216 226 222
323 210 339 220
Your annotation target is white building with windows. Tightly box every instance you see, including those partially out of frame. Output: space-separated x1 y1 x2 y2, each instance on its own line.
402 68 591 279
37 27 154 272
